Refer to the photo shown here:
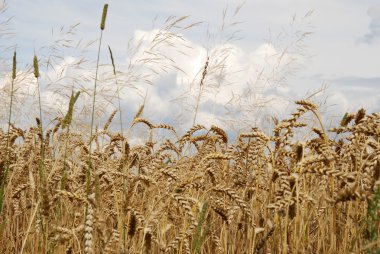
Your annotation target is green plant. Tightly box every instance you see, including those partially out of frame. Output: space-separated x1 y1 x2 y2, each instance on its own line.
191 202 210 254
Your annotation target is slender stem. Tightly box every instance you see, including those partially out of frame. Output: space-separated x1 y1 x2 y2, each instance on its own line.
88 30 103 194
36 78 45 181
192 85 203 126
116 80 123 134
108 45 124 134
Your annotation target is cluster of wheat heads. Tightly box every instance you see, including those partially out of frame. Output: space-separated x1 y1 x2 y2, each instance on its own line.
0 100 379 253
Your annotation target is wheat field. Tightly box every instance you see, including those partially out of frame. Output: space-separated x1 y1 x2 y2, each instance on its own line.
1 100 379 253
0 3 379 254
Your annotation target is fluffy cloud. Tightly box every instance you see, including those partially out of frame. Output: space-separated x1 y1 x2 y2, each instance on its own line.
361 4 380 43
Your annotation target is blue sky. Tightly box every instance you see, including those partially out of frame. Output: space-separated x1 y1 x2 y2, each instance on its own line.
1 0 380 135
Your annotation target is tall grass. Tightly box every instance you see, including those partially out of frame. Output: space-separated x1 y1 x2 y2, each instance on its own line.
87 3 108 197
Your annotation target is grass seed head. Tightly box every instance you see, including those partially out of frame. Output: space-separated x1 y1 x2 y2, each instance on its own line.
33 54 40 78
108 45 116 75
12 51 16 80
100 4 108 30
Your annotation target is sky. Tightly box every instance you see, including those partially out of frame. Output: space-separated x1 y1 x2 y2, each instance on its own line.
1 0 380 136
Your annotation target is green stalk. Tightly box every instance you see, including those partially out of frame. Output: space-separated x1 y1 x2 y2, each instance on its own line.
34 53 50 254
34 55 45 182
191 202 209 253
88 3 108 197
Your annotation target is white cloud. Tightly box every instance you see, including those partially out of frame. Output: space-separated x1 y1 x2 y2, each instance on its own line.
361 4 380 43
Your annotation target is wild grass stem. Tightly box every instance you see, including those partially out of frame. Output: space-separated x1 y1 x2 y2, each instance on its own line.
0 50 17 214
87 3 108 196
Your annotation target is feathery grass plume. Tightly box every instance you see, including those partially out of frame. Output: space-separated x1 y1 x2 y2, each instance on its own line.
108 45 123 134
88 3 108 196
100 4 108 30
0 50 17 214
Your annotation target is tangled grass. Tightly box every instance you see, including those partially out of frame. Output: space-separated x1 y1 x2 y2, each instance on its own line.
0 101 379 253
